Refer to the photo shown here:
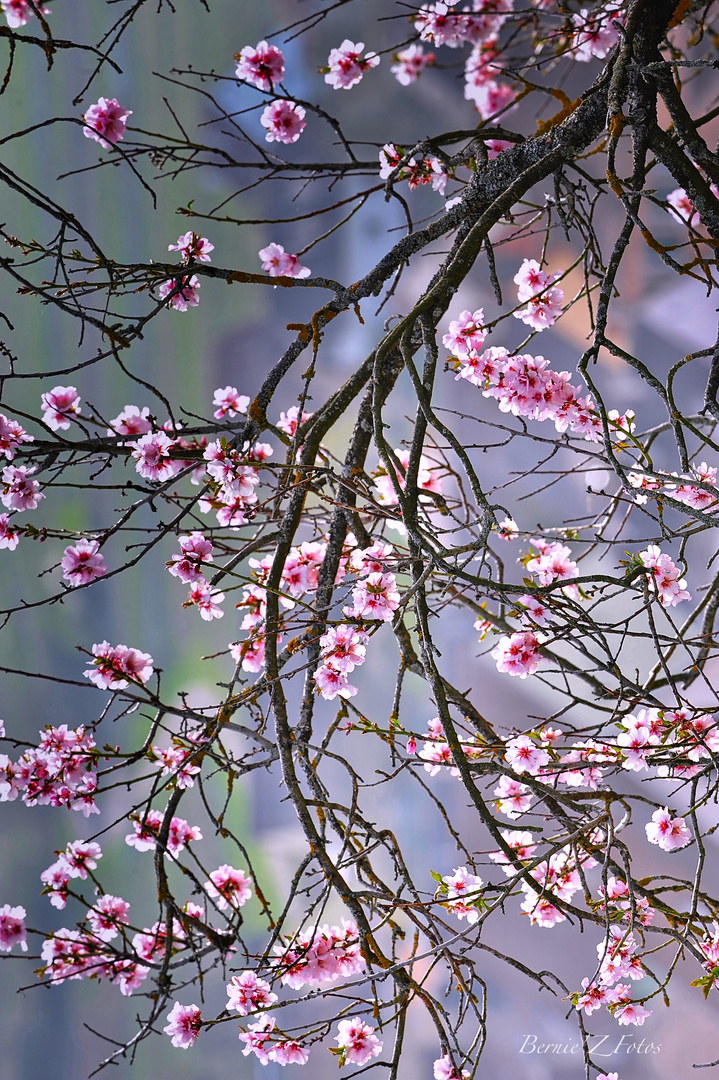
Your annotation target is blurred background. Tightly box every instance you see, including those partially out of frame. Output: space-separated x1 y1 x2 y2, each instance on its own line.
2 1 719 1077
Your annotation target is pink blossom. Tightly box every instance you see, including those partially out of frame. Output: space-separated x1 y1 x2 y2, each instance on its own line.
350 571 400 621
526 541 577 588
166 531 213 583
433 1054 469 1080
0 904 27 951
186 581 225 621
86 895 130 943
334 1017 383 1066
2 465 44 511
571 3 622 62
271 919 365 989
166 816 203 856
638 546 691 607
124 809 163 851
235 40 285 90
471 78 516 120
514 288 564 331
61 839 102 879
576 977 612 1015
164 1002 202 1049
391 44 434 85
667 187 697 225
61 539 106 585
1 0 50 28
504 735 550 775
0 413 32 460
520 892 566 927
239 1015 277 1064
204 864 252 910
614 1001 651 1026
494 774 532 818
40 859 71 908
84 641 154 690
442 865 484 923
82 97 132 149
130 430 177 481
491 631 542 678
645 807 691 851
107 405 152 437
277 406 312 437
324 40 379 90
132 919 187 963
271 1040 310 1066
319 624 367 672
158 274 201 311
496 516 518 541
227 970 278 1016
213 386 249 420
258 242 311 278
314 662 358 701
168 231 214 263
260 99 306 144
442 309 487 357
0 513 20 550
109 959 149 996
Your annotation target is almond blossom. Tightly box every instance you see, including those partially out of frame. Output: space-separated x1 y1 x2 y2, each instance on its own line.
158 274 201 311
86 895 130 943
667 187 697 225
349 571 400 621
324 40 379 90
226 970 278 1015
213 386 249 420
571 3 623 62
0 413 32 459
645 807 691 851
82 97 132 149
504 735 550 775
513 259 564 330
0 514 20 550
334 1017 383 1066
271 919 365 988
166 531 213 583
638 546 691 607
204 864 252 910
0 904 27 951
107 405 152 437
491 630 542 678
2 0 50 27
260 99 306 144
61 539 106 585
235 40 285 90
130 430 177 481
434 1054 470 1080
258 242 311 278
442 308 487 357
1 464 44 511
441 866 484 923
84 641 154 690
391 44 434 85
168 231 214 263
164 1002 202 1049
186 581 225 621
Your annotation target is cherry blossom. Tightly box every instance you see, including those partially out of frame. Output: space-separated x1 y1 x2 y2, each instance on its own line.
84 641 154 690
441 866 484 923
0 904 27 951
0 413 32 460
213 386 249 420
166 531 213 583
204 864 252 910
235 40 285 90
391 44 434 86
504 735 550 775
434 1055 470 1080
227 970 278 1016
324 40 379 90
168 231 214 263
130 431 177 482
61 539 106 586
82 97 132 149
571 3 623 62
1 465 44 511
491 631 542 678
334 1017 383 1066
164 1002 202 1049
107 405 152 437
258 242 311 278
158 274 201 311
86 895 130 943
645 807 691 851
0 513 21 550
260 99 306 144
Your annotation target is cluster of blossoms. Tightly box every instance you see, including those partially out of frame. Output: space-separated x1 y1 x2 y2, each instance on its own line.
628 459 719 512
575 926 651 1026
0 724 98 816
390 44 435 85
379 143 450 195
0 903 27 952
271 918 365 988
83 640 154 690
200 437 265 528
491 630 543 679
235 40 285 90
596 875 654 928
413 716 485 777
125 808 202 857
334 1017 383 1067
148 738 201 790
645 807 691 851
513 259 565 331
637 546 691 608
258 242 311 278
166 531 225 621
324 40 379 90
260 99 306 144
1 464 44 512
1 0 49 28
570 3 623 62
438 865 485 924
0 412 33 462
238 1015 310 1066
82 97 132 149
40 839 103 911
40 385 81 431
204 864 252 911
159 231 212 311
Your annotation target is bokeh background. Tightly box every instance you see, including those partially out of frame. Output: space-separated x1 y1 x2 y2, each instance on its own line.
2 1 719 1077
